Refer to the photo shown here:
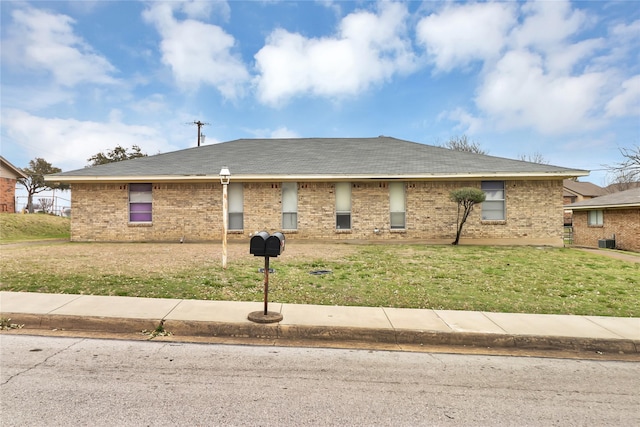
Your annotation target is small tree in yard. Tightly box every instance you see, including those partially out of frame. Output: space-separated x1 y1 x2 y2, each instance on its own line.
450 187 486 245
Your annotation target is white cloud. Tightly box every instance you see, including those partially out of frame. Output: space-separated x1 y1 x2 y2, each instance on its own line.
605 75 640 118
254 2 416 105
415 2 516 72
476 50 607 134
2 7 118 86
142 2 249 99
2 109 175 171
420 1 624 136
441 108 483 135
510 0 590 52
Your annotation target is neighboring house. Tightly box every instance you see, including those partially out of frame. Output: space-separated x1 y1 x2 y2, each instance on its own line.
46 137 587 245
605 181 640 193
0 156 27 213
567 187 640 252
562 179 606 225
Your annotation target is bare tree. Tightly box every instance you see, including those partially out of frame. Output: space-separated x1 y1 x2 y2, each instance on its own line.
605 145 640 188
38 198 54 214
18 158 69 213
442 135 487 155
518 152 549 164
450 187 486 245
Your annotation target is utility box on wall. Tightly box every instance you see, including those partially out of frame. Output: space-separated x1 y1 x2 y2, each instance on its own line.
598 239 615 249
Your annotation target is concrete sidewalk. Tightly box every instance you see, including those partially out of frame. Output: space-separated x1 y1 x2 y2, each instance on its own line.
1 291 638 356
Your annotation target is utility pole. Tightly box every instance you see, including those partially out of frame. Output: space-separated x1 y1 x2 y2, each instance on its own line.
191 120 209 147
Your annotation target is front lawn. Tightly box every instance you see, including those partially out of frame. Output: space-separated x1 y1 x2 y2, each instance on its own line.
0 242 637 317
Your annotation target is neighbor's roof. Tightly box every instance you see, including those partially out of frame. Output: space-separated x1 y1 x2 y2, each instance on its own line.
563 179 606 197
567 187 640 209
47 137 588 183
0 156 28 179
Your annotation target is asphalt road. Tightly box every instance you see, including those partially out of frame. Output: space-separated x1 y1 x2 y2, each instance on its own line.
2 335 638 426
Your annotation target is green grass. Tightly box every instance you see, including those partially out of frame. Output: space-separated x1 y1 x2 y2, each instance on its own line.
0 214 70 242
1 242 638 317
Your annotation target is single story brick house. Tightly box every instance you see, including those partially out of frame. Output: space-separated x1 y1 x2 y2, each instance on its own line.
46 137 587 245
562 179 606 225
0 156 28 213
567 187 640 252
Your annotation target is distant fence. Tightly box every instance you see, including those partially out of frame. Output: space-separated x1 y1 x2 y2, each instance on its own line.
15 195 71 217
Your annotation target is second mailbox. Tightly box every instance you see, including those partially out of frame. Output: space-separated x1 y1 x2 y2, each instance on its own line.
265 232 285 257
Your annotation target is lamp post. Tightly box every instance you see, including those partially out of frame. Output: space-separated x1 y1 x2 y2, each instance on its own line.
219 166 230 269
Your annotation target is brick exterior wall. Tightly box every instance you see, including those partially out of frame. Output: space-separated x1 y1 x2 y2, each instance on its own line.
572 209 640 252
0 177 18 213
70 179 565 245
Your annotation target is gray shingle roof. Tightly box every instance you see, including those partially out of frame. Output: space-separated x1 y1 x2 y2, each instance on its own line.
567 187 640 209
563 179 606 197
49 136 587 181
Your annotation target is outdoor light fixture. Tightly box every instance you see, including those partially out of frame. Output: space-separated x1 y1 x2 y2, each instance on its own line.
219 166 230 185
219 166 231 269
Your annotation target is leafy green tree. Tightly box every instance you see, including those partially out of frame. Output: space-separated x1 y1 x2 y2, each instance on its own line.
450 187 486 245
18 158 70 213
442 135 487 155
87 145 147 166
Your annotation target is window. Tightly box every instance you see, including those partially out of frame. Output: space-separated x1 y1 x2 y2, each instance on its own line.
282 182 297 230
481 181 505 221
389 182 406 229
335 182 351 230
228 183 243 230
588 210 603 226
129 183 152 222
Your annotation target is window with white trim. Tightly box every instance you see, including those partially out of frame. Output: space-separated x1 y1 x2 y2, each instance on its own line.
587 210 603 226
228 183 243 230
481 181 505 221
282 182 297 230
389 182 406 229
129 183 152 222
335 182 351 230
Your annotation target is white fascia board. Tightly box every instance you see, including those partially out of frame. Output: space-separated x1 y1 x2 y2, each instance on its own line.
45 170 589 183
569 203 640 210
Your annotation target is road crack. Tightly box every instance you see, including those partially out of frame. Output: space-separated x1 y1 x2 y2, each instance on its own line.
1 338 84 385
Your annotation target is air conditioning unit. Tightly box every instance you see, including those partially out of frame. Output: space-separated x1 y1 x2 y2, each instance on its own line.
598 239 615 249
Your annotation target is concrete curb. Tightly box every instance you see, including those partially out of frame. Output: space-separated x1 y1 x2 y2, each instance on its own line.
5 312 638 355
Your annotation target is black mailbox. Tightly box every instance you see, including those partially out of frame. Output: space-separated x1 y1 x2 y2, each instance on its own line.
250 231 270 256
265 232 285 257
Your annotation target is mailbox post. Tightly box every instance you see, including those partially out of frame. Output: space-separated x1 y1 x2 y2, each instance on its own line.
248 232 285 323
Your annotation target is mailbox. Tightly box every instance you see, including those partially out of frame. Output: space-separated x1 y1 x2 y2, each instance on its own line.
265 232 285 257
250 231 270 256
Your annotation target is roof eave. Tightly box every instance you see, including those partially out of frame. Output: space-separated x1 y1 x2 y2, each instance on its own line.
45 170 589 183
569 203 640 210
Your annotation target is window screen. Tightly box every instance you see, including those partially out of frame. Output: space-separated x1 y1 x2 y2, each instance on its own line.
129 183 152 222
481 181 505 221
228 183 243 230
335 182 351 230
389 182 406 229
282 182 297 230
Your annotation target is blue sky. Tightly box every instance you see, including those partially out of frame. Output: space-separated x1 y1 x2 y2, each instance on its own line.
1 0 639 188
